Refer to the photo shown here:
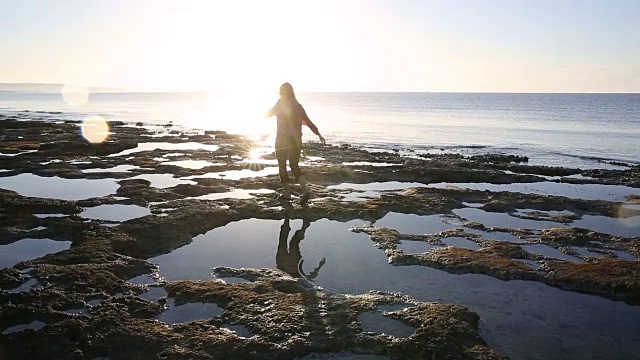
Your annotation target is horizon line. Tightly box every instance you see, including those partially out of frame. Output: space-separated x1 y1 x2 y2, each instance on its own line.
0 82 639 95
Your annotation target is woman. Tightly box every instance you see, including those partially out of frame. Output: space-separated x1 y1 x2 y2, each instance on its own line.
266 82 325 203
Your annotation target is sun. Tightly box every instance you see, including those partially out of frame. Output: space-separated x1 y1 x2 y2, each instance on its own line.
182 87 277 140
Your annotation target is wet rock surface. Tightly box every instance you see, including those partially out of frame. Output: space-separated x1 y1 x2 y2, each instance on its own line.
352 225 640 304
1 117 639 359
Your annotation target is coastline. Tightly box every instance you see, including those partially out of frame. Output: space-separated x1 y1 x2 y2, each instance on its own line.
0 116 639 359
2 91 640 168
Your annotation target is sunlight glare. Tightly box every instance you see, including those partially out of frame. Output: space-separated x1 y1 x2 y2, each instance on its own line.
61 85 90 107
81 116 110 143
181 88 275 140
249 147 262 160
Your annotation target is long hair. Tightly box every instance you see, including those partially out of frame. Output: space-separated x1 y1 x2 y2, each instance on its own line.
279 82 298 104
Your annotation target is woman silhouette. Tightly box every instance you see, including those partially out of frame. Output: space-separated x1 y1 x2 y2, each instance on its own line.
266 82 325 203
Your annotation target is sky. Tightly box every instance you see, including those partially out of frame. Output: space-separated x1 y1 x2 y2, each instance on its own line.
0 0 638 92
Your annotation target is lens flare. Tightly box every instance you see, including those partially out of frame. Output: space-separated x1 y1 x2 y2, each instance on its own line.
61 85 90 107
81 117 110 143
249 147 262 160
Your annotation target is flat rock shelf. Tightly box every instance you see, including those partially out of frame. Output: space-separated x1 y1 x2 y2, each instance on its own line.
0 117 639 360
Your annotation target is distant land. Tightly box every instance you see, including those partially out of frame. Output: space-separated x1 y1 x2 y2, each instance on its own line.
0 83 125 93
0 83 225 94
3 83 637 94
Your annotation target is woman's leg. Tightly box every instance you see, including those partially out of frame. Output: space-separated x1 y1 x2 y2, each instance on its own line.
289 149 302 183
288 139 310 202
275 137 292 199
280 160 292 199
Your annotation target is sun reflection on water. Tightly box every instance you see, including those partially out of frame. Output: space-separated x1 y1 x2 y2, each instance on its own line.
181 91 275 140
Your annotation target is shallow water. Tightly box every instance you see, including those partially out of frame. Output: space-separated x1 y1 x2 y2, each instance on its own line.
148 217 640 360
155 299 223 325
304 156 325 162
0 238 72 269
28 226 47 232
572 247 603 258
191 189 275 201
128 274 157 285
82 165 140 173
516 209 574 217
521 244 583 262
186 167 280 181
140 286 169 303
8 278 40 293
427 181 639 202
377 303 413 312
454 208 565 230
611 250 637 261
241 158 279 166
513 208 575 223
328 182 428 192
150 219 286 280
441 237 480 250
462 202 484 208
0 150 38 157
80 204 150 222
572 214 640 238
216 276 251 284
130 173 196 188
341 162 401 167
396 241 442 254
0 173 118 200
34 213 67 218
465 228 524 242
161 160 224 169
2 320 46 334
307 233 640 360
337 191 380 202
110 142 220 157
357 311 416 337
223 324 254 338
374 212 459 234
379 207 639 239
87 299 102 307
515 259 541 270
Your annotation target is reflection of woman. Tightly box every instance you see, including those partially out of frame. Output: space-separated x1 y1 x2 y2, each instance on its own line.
276 217 325 279
267 83 325 203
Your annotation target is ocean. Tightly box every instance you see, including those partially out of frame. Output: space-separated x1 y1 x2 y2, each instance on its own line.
1 91 638 168
2 90 640 359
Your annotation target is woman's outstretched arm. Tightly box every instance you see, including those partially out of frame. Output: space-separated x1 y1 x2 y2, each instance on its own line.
266 100 280 118
301 107 326 145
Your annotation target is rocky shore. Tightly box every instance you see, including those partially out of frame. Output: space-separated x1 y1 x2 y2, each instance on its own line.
1 116 638 359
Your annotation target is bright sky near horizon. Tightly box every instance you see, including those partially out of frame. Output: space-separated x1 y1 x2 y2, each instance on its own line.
0 0 638 93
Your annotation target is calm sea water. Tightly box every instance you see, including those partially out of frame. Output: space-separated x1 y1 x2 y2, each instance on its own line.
1 91 638 168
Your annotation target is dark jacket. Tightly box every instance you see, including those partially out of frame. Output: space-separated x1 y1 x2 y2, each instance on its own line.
268 99 320 138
